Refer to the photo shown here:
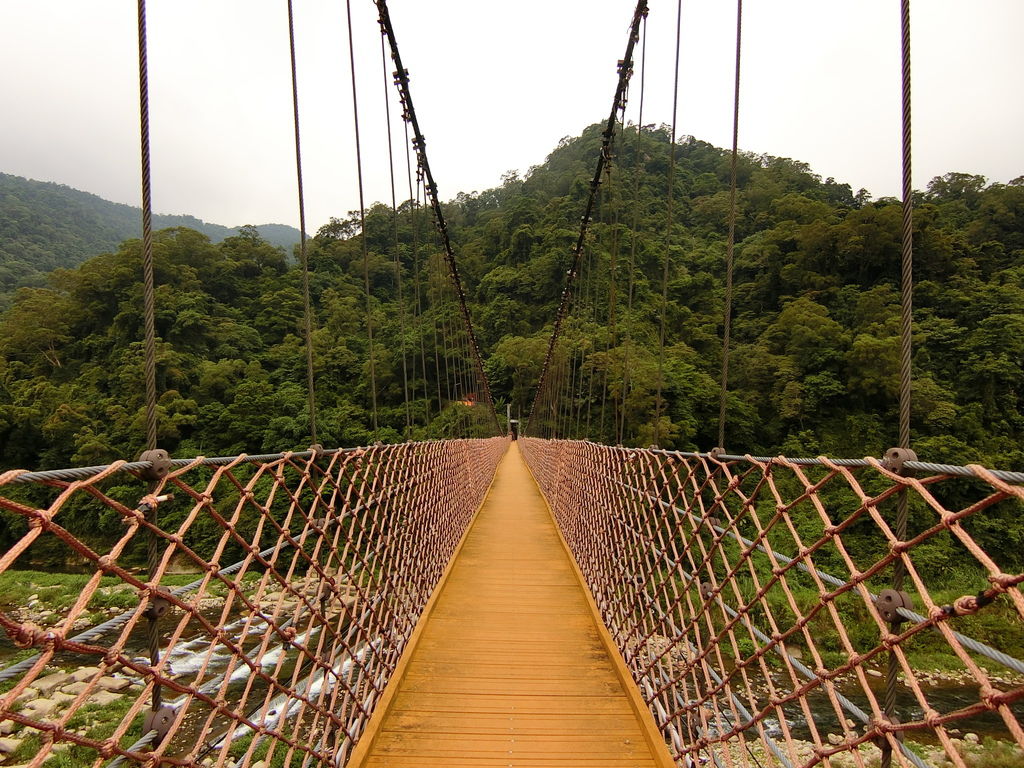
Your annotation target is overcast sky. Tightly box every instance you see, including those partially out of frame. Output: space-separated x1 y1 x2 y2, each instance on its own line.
1 1 1022 233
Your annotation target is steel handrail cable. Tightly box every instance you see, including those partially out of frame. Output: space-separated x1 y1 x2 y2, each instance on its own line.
0 470 412 683
375 0 501 435
648 599 933 768
528 442 1024 768
524 0 649 437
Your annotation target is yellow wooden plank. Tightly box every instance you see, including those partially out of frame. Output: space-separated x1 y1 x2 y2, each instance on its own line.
346 442 675 767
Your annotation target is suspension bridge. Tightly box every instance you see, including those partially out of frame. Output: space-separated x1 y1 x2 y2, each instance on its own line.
0 1 1022 767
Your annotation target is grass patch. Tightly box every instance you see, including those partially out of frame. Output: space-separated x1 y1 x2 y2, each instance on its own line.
0 569 264 616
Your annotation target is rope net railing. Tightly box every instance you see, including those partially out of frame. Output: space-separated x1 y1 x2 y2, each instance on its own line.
520 438 1024 768
0 437 506 767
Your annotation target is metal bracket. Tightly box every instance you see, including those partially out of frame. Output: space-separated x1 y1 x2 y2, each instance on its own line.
138 449 172 482
143 587 172 621
882 447 918 476
875 589 913 624
871 715 904 748
143 704 176 745
709 447 726 461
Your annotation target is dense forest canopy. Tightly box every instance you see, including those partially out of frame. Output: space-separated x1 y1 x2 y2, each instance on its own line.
0 173 299 299
0 123 1021 477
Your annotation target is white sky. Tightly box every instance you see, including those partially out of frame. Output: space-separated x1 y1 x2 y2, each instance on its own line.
1 1 1022 233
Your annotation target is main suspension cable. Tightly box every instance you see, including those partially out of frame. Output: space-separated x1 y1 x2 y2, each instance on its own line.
525 0 649 436
375 0 501 434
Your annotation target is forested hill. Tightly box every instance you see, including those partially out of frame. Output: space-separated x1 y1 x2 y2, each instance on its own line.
0 123 1022 479
0 173 299 294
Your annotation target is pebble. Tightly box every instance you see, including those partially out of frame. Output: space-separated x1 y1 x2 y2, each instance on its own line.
89 690 120 706
33 672 71 695
13 687 39 705
0 736 21 754
96 675 132 693
22 697 58 718
69 666 103 683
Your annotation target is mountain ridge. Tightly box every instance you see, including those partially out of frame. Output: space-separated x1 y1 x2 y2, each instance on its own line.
0 172 300 292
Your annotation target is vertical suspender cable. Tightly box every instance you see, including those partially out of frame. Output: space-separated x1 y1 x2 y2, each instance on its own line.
584 245 598 438
407 139 430 426
525 0 648 437
286 0 318 445
346 0 379 438
136 0 158 454
135 0 163 718
381 32 411 436
717 0 742 451
897 0 914 458
655 0 683 448
620 16 647 445
883 4 914 766
377 0 501 434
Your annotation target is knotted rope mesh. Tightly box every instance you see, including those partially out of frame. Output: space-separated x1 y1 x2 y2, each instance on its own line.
0 438 506 766
521 438 1024 768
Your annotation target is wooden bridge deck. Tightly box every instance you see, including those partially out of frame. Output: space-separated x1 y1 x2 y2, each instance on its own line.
348 442 674 767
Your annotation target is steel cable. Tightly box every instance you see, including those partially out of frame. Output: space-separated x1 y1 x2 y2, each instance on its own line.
620 14 647 445
655 0 683 449
135 0 158 454
380 31 412 437
718 0 742 451
286 0 318 446
346 0 379 439
525 0 649 437
883 5 916 764
376 0 501 434
408 160 432 425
